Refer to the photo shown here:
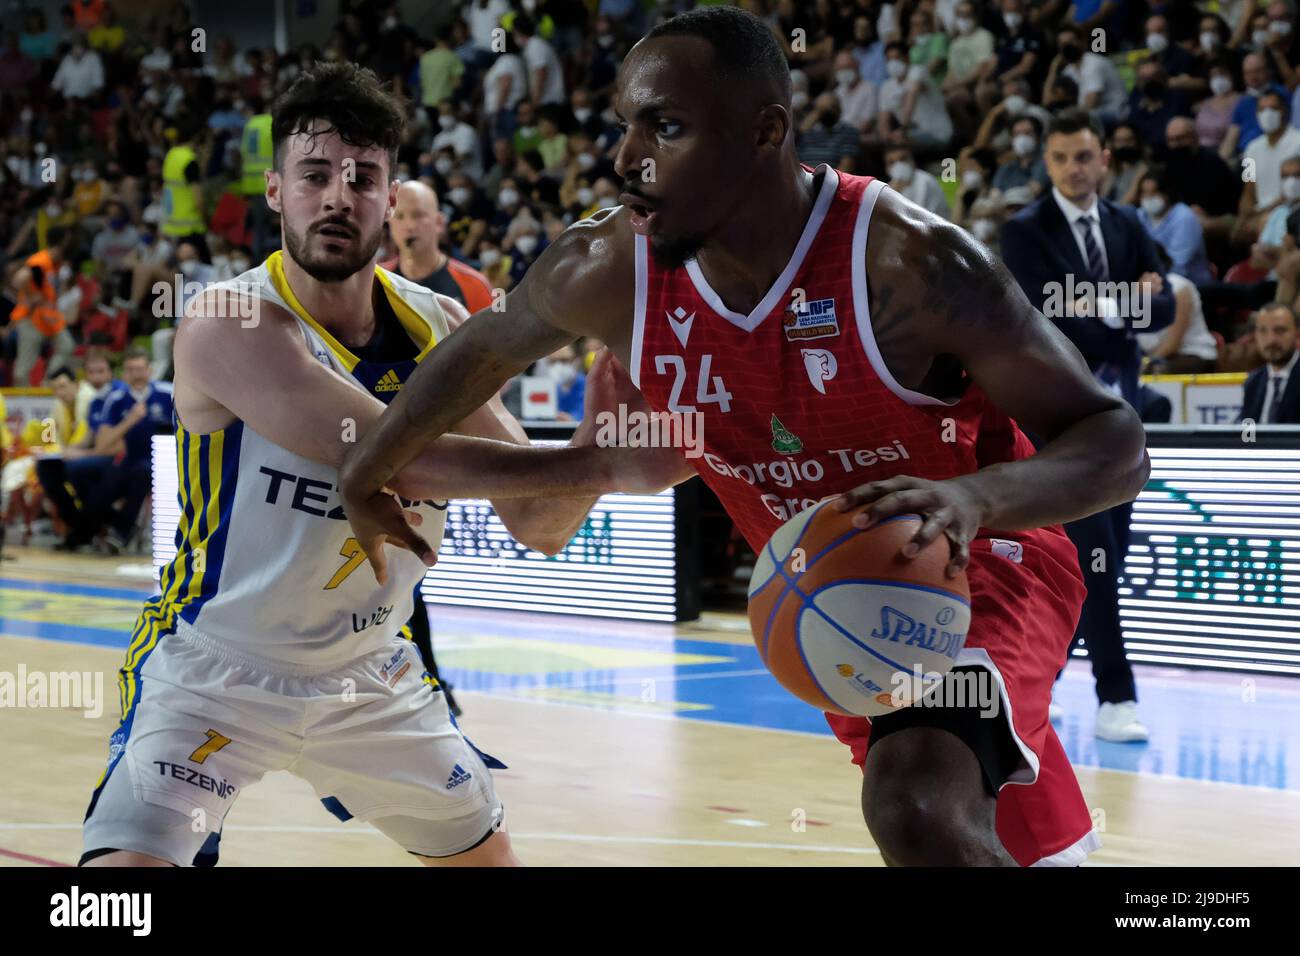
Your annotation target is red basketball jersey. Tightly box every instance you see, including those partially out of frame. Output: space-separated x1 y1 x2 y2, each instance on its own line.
631 165 1074 569
630 164 1098 867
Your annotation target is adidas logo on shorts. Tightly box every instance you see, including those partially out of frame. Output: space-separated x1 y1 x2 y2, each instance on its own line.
445 763 472 790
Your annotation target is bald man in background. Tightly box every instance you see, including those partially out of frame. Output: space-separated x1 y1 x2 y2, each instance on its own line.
382 180 494 314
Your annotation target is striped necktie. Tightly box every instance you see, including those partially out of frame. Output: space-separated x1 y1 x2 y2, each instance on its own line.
1077 214 1108 283
1267 374 1286 423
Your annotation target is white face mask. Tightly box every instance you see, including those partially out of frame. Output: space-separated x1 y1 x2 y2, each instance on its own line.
1259 108 1283 133
383 15 398 30
522 0 537 11
1282 176 1300 202
231 257 251 272
498 187 519 208
576 186 595 206
961 169 983 190
573 107 592 123
792 90 809 109
45 202 61 217
515 234 539 256
1200 31 1219 52
479 248 501 267
58 263 73 284
576 151 596 170
1146 33 1168 53
1003 12 1022 31
1210 75 1233 97
971 218 998 241
836 68 858 86
449 186 471 207
435 157 454 175
1271 20 1292 36
1141 196 1167 218
955 17 974 34
1012 133 1037 157
1004 94 1027 115
1253 29 1271 47
20 108 32 123
888 160 914 183
438 115 455 130
178 259 200 278
886 59 907 80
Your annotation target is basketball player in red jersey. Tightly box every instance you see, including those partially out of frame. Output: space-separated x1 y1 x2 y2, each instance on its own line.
339 7 1153 866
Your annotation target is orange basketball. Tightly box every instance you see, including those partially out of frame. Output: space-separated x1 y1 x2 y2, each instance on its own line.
747 500 971 718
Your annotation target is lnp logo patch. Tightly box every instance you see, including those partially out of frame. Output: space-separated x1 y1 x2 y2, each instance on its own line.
801 348 838 393
379 646 410 687
783 297 839 341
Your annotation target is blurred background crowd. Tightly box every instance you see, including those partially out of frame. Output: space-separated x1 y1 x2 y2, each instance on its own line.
1 0 1298 559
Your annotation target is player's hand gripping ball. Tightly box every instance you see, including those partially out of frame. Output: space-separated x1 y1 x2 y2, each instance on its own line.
747 499 971 717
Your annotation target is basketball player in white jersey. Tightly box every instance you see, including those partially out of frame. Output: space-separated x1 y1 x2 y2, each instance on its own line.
80 62 676 868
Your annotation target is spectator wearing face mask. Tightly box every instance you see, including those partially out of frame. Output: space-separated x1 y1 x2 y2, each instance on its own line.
832 50 878 132
1194 14 1239 78
506 222 543 286
877 42 954 151
534 107 569 173
797 93 862 174
1258 0 1298 90
1136 169 1214 287
431 99 481 179
966 196 1003 247
1124 59 1189 149
482 31 528 141
971 75 1053 155
1046 23 1126 121
849 14 888 87
1138 244 1220 375
884 144 949 218
1239 92 1300 241
1144 14 1205 97
940 1 996 142
992 0 1046 99
1099 122 1145 205
1251 155 1300 277
1197 60 1242 152
150 241 213 379
953 148 998 228
533 343 586 422
1159 116 1243 253
7 227 75 386
1225 53 1289 155
89 201 139 294
992 114 1049 193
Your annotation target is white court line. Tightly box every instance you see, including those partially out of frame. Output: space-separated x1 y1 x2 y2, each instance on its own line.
0 823 876 855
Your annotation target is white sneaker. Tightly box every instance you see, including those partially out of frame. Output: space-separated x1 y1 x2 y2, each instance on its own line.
1095 701 1149 743
1049 698 1064 722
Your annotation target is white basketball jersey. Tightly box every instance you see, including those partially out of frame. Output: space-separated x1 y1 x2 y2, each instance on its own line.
152 250 451 667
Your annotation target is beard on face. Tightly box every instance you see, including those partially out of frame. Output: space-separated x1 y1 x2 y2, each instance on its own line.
282 212 384 282
649 229 707 270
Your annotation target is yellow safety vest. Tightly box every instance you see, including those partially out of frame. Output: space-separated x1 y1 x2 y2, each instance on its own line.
239 113 273 197
162 144 205 236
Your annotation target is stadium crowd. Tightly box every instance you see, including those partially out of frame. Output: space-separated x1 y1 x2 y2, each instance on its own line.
1 0 1299 555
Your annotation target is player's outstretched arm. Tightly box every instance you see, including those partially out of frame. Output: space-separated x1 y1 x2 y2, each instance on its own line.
835 190 1149 574
340 214 635 579
174 287 659 579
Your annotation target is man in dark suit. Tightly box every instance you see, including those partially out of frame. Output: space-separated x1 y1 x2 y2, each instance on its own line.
1239 302 1300 424
1001 108 1176 744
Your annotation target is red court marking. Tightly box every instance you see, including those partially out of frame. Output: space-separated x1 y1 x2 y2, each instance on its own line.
0 845 71 867
706 805 746 813
806 819 830 827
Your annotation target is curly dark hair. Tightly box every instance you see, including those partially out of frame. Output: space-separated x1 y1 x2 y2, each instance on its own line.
270 61 406 175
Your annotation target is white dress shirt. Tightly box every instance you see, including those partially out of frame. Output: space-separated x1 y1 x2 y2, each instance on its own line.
1052 186 1128 330
1261 348 1300 423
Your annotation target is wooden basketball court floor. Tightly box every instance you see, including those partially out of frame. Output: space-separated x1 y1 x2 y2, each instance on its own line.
2 547 1297 867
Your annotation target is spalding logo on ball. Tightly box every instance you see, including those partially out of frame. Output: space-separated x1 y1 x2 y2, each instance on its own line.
747 499 970 718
